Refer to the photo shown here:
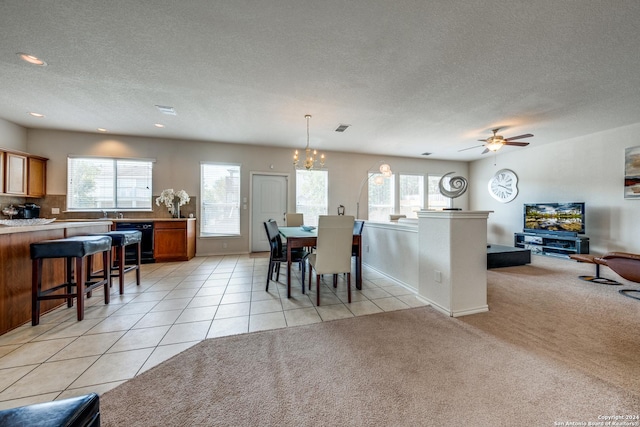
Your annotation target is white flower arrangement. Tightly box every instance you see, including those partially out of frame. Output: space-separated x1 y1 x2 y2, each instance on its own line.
156 189 190 216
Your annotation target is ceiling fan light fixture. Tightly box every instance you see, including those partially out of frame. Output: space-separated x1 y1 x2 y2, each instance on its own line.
486 140 504 152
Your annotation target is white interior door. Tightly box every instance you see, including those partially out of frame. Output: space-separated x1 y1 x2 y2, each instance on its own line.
251 174 288 252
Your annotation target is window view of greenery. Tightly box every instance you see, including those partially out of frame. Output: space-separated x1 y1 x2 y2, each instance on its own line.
368 174 395 221
295 170 328 226
427 175 452 210
67 157 152 210
201 163 241 236
399 174 424 218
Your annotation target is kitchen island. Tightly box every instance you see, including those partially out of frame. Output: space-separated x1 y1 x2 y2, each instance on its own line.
0 220 112 335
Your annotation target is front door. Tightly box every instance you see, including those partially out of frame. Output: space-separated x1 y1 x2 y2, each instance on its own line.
251 174 288 252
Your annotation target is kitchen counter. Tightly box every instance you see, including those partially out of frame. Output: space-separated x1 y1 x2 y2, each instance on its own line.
0 220 112 335
0 220 113 235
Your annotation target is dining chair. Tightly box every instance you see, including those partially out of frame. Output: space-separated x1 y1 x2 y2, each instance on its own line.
285 213 304 227
263 220 308 293
307 215 355 306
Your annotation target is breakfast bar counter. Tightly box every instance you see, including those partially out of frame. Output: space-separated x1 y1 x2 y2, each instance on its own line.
0 221 112 335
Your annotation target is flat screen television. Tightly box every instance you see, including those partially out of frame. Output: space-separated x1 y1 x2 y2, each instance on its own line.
524 202 585 235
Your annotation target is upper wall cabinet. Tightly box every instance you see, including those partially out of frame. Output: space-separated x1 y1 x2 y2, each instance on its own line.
27 156 47 197
5 152 27 195
1 149 48 197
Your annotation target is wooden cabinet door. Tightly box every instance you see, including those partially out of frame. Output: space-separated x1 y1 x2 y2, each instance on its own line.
5 152 27 195
0 151 4 193
27 157 47 197
154 221 188 262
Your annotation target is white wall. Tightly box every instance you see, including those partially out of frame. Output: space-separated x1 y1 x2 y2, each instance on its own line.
469 123 640 254
25 129 468 255
0 118 27 151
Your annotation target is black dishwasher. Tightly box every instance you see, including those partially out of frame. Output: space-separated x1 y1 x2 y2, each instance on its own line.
115 222 155 264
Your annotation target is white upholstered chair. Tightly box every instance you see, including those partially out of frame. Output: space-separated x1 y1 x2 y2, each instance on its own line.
307 215 355 306
285 213 304 227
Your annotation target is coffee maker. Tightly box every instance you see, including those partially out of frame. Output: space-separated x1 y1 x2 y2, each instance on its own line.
17 203 41 219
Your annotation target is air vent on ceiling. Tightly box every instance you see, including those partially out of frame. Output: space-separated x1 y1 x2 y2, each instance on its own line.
155 105 177 115
421 152 432 156
335 124 350 132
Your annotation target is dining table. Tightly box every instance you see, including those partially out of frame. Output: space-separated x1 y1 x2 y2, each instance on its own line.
278 226 362 298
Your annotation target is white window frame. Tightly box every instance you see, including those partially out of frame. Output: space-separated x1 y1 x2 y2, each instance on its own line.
295 169 328 227
200 162 241 237
398 173 424 218
427 174 453 210
66 156 154 212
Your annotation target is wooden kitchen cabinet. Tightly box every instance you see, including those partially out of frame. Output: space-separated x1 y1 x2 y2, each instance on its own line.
0 149 47 196
0 151 4 193
154 219 196 262
5 151 27 195
27 156 47 197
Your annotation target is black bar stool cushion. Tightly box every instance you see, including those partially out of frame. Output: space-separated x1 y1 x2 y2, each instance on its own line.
0 392 100 427
31 236 112 260
92 230 142 247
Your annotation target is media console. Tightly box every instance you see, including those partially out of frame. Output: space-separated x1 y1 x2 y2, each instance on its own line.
514 232 589 259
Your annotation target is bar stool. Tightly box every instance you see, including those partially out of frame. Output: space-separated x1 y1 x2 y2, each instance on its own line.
89 230 142 294
30 235 112 325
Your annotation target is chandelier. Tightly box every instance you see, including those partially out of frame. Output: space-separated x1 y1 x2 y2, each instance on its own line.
294 114 325 170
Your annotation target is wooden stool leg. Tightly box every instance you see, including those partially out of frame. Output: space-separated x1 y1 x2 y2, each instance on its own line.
32 259 43 326
117 245 125 294
135 242 141 286
75 257 84 321
103 249 111 304
66 257 74 307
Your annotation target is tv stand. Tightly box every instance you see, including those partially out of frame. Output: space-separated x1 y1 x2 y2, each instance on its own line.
514 232 589 259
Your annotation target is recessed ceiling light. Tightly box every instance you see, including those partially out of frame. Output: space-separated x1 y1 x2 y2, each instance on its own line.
154 123 165 128
97 128 107 132
28 112 45 118
17 52 47 66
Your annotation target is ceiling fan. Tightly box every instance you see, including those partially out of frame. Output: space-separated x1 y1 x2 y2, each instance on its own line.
460 128 533 154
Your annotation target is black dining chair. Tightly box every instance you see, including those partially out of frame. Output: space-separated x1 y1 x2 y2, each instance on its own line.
264 220 309 293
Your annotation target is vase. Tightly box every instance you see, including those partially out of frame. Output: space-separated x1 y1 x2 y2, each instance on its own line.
173 200 181 218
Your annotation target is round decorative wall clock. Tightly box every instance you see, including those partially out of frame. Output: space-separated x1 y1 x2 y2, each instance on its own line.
488 169 518 203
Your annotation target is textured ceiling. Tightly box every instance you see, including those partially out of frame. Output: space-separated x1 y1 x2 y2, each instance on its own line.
1 1 640 160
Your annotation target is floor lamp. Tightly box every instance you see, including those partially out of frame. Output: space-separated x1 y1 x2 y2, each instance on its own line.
356 162 392 219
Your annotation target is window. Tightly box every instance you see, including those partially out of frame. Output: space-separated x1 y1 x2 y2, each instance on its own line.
399 174 424 218
67 157 153 211
201 163 241 236
295 169 328 226
427 174 452 210
368 173 395 221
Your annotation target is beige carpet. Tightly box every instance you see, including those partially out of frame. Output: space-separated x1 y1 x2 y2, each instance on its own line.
101 257 640 426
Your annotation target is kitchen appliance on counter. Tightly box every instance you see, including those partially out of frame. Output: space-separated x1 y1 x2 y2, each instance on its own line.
17 203 41 219
115 222 155 264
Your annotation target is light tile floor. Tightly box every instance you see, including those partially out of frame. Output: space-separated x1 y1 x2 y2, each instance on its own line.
0 254 426 410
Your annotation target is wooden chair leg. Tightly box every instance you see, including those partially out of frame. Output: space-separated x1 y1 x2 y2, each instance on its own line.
347 272 351 303
316 274 321 306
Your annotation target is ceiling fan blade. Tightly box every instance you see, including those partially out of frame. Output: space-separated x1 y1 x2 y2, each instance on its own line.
458 144 484 152
481 148 490 154
505 133 533 141
504 141 530 147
